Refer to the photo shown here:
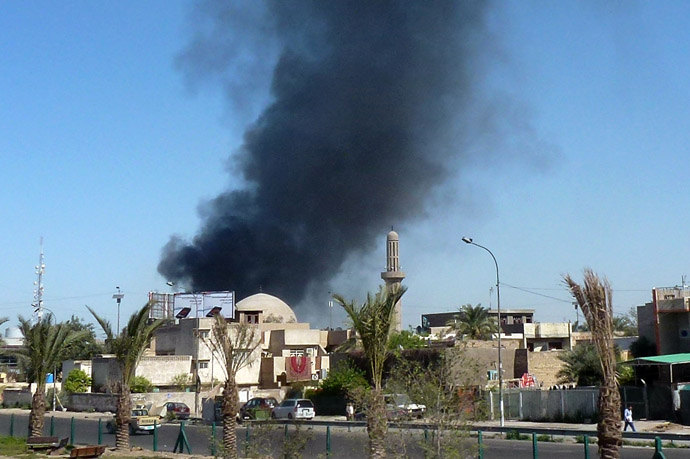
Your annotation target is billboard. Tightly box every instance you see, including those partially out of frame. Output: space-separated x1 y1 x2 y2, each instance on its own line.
173 291 235 318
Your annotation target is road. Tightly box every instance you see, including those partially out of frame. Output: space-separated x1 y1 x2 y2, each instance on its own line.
0 412 687 458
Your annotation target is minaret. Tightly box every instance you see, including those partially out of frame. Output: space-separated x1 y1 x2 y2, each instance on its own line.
381 229 405 332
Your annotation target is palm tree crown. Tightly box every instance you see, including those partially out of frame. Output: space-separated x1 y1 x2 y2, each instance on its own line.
88 302 163 386
446 304 497 340
16 314 88 385
334 285 406 390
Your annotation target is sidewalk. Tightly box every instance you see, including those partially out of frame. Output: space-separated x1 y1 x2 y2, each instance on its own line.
475 418 690 435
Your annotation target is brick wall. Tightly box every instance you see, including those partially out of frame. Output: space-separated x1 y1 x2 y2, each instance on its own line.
527 350 567 388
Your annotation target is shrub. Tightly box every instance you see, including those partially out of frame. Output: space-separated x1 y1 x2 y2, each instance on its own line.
131 375 153 393
506 430 528 440
321 361 368 395
170 373 192 392
63 369 92 394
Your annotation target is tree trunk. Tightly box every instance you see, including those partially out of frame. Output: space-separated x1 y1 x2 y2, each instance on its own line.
115 383 132 450
222 378 239 459
367 388 387 459
598 377 622 458
28 383 46 437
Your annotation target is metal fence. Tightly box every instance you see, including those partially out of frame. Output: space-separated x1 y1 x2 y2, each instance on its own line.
0 412 684 458
488 386 663 423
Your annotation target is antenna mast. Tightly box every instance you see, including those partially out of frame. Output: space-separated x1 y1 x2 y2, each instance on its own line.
32 238 45 322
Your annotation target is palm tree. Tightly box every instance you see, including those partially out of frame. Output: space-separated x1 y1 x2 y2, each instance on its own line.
88 302 163 450
446 304 497 340
14 315 87 437
565 270 621 459
202 314 261 459
333 284 406 459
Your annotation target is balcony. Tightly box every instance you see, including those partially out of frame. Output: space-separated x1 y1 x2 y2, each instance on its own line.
657 297 690 313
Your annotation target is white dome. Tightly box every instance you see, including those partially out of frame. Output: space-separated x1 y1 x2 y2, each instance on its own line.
236 293 297 323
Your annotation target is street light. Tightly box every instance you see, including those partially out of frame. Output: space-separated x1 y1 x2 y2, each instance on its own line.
462 236 504 427
112 287 124 336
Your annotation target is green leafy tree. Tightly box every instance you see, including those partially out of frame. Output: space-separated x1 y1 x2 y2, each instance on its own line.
446 304 497 340
387 330 427 350
88 302 164 450
385 346 482 457
319 360 368 396
202 314 261 459
171 373 192 392
131 375 153 393
63 369 92 393
60 315 105 360
334 284 406 459
14 314 88 437
630 336 656 358
612 308 637 337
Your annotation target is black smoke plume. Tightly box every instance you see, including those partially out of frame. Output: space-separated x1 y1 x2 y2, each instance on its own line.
159 1 542 309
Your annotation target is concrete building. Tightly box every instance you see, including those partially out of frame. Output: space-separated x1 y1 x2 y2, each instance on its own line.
422 309 535 336
381 230 405 333
89 292 350 401
637 285 690 355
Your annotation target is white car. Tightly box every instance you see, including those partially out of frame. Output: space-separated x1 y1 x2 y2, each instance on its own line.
385 394 426 418
271 399 315 420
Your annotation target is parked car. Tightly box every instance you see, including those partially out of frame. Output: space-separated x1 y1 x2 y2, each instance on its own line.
107 407 158 435
238 397 279 421
271 398 315 420
354 403 408 421
163 402 191 420
384 394 426 418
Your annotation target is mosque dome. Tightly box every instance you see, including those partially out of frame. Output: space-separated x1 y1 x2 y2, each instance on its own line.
387 230 399 241
236 293 297 323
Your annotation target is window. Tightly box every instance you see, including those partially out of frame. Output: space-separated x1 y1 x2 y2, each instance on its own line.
199 330 209 339
246 313 259 324
199 361 209 369
290 349 304 357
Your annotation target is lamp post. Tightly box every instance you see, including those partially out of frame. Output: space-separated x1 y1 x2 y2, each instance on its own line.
112 287 124 336
462 236 504 427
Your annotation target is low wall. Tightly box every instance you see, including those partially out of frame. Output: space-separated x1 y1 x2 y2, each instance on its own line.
2 390 32 407
65 391 198 413
67 393 118 412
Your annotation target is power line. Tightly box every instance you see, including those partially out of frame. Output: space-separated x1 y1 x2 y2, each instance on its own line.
500 282 572 303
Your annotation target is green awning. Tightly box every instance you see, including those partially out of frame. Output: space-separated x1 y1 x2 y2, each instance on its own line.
621 353 690 366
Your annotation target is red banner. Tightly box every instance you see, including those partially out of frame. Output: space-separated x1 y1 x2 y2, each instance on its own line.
286 356 311 381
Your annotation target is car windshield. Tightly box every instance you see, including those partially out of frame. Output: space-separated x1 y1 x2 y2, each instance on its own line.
132 410 147 416
297 400 313 408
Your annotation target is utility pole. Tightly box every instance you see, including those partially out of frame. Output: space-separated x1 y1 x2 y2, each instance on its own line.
32 238 45 323
113 287 124 335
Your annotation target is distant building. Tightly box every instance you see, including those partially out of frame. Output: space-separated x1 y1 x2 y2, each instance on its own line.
90 292 351 402
637 285 690 355
422 309 572 351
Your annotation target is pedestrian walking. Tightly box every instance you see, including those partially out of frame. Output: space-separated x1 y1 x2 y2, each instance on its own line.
623 405 636 432
346 402 354 421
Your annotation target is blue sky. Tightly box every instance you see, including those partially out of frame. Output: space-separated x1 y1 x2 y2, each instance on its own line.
2 1 689 335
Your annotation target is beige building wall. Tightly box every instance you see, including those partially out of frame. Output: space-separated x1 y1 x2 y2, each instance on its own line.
527 350 566 388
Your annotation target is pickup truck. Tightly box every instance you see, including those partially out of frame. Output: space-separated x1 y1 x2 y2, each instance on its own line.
106 407 159 435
